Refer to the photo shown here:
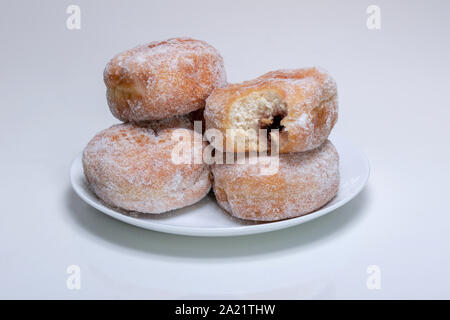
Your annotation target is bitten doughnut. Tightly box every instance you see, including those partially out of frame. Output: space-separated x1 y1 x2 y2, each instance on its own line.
211 140 339 221
104 37 227 122
205 67 337 153
82 116 211 214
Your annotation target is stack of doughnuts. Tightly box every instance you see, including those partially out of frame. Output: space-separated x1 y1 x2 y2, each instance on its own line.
83 38 226 214
205 68 340 221
83 37 340 221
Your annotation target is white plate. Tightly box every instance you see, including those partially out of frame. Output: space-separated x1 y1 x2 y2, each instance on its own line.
70 136 369 237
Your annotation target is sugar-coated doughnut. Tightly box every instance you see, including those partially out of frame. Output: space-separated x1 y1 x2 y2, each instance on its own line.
82 116 211 214
211 140 339 221
104 37 227 122
205 67 337 153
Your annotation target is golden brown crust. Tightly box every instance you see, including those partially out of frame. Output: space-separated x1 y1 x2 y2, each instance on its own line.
104 37 227 121
205 67 337 153
211 140 340 221
82 116 211 214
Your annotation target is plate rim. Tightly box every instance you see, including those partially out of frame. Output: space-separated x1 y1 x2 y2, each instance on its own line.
70 137 370 237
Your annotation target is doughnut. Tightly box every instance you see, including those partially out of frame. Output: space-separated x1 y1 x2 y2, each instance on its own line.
104 37 227 122
205 67 337 153
211 140 339 221
82 116 211 214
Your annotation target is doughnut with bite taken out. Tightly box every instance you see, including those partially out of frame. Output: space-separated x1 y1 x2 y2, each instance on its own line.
205 67 337 153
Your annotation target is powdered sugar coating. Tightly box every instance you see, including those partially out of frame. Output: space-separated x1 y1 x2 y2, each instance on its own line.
211 140 339 221
82 116 211 214
104 37 227 121
205 67 338 153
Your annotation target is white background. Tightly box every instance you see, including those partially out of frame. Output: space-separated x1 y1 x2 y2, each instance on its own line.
1 0 449 299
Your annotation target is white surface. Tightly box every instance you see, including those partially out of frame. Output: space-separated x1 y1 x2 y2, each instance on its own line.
1 0 450 299
71 136 369 237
